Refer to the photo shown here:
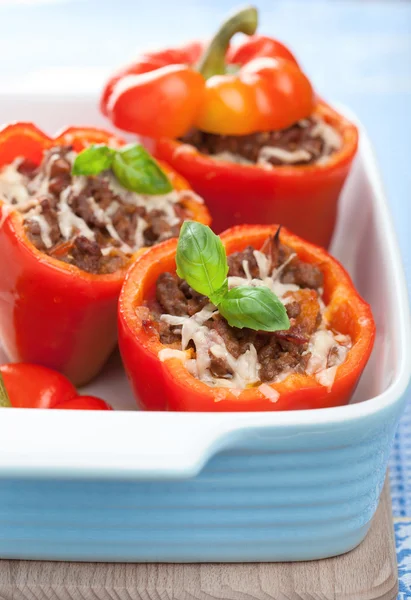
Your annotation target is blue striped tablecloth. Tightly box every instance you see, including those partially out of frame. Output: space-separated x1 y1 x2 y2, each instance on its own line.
391 398 411 598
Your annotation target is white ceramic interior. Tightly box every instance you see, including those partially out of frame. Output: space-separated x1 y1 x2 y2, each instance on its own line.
0 95 409 479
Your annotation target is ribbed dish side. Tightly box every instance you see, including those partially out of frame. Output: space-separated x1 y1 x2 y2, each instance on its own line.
0 405 401 562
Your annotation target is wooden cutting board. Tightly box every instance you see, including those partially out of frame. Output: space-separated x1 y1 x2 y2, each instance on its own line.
0 481 397 600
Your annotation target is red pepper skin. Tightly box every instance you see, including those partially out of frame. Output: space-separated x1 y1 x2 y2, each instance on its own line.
101 36 307 138
52 396 112 410
100 41 204 117
143 101 358 248
106 65 206 139
118 225 375 412
0 363 77 408
226 34 299 65
0 364 112 409
0 123 211 386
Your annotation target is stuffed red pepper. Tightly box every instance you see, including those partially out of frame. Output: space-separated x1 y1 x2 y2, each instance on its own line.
101 6 358 247
119 223 375 411
0 123 210 385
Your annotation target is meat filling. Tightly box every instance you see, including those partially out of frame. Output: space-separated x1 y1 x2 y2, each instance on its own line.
180 116 341 167
0 146 197 274
149 235 351 393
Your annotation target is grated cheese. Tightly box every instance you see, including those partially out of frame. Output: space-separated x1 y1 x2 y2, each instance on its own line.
0 151 190 256
159 348 189 362
25 205 53 248
212 151 253 165
259 383 280 403
253 250 271 279
57 187 94 241
242 259 252 280
206 117 341 167
316 366 338 391
158 246 351 392
0 161 30 206
310 119 342 153
258 147 312 165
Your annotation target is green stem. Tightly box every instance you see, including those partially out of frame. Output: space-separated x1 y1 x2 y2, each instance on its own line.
197 5 258 79
0 372 11 408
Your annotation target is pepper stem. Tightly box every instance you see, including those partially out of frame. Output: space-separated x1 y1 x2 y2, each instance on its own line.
0 373 11 408
197 5 258 79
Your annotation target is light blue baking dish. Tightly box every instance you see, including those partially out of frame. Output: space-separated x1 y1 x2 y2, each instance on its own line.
0 97 409 562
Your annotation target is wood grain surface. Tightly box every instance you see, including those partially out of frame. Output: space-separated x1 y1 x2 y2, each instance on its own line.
0 481 397 600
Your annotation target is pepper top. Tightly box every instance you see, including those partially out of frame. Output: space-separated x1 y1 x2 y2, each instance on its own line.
101 6 315 138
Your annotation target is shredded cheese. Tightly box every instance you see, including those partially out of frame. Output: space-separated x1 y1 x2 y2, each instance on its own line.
158 246 351 392
259 383 280 403
0 161 30 206
26 205 53 248
212 152 253 165
0 151 190 255
159 349 189 362
258 147 312 165
205 117 341 167
310 119 342 153
253 250 271 279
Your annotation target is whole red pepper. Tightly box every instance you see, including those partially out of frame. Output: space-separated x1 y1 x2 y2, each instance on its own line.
0 123 210 386
0 363 112 410
118 225 375 412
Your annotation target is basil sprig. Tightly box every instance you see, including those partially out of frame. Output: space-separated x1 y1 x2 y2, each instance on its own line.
72 145 116 176
72 143 173 195
176 222 290 332
176 221 228 305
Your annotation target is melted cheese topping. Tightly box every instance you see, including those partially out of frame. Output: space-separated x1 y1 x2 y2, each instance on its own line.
310 120 342 154
0 160 31 205
259 383 280 403
158 254 352 393
258 147 312 165
26 204 53 248
207 118 342 167
212 152 253 165
0 154 195 254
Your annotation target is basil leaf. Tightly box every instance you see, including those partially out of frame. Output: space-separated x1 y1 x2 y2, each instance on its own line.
218 286 290 331
176 221 229 299
112 143 173 195
72 144 115 176
209 280 229 306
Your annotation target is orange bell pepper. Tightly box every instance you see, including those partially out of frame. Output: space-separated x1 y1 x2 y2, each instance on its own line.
118 224 375 412
0 123 210 386
101 7 313 138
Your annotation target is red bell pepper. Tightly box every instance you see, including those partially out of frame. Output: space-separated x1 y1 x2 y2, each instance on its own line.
118 225 375 412
100 7 312 138
144 101 358 247
0 363 112 410
0 123 211 386
100 6 358 248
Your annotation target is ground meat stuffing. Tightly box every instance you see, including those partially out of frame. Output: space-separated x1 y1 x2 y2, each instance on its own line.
148 233 351 391
0 146 194 274
180 116 341 167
